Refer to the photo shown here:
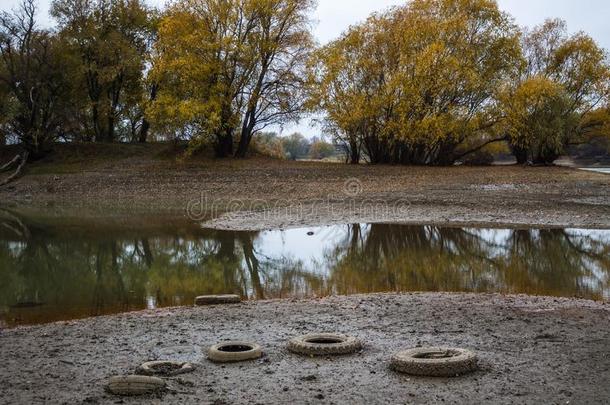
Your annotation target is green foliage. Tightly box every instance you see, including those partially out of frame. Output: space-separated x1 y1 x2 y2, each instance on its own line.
281 133 310 160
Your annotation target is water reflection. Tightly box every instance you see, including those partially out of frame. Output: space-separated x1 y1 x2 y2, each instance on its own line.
0 212 608 327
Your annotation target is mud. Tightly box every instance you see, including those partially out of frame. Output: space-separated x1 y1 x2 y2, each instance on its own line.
1 293 609 404
0 152 609 230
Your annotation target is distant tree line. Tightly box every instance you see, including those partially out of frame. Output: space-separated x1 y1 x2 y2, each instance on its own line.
254 132 337 161
0 0 609 172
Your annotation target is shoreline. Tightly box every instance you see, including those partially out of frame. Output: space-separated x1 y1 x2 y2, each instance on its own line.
4 201 610 233
200 204 610 231
1 152 608 231
4 291 609 331
1 292 609 404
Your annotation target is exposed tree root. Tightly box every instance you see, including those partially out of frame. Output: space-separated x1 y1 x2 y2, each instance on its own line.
0 154 21 173
0 151 28 187
0 208 31 239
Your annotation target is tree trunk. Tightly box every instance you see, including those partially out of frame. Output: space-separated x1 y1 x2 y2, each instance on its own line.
105 114 115 143
434 141 458 166
0 155 21 172
138 84 158 144
138 119 150 143
215 131 234 158
141 239 153 268
235 133 250 158
349 139 360 165
235 110 256 159
510 144 528 165
92 104 103 142
534 152 560 166
0 151 28 187
215 117 234 157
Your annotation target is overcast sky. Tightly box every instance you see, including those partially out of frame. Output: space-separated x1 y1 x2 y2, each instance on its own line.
3 0 607 49
2 0 609 136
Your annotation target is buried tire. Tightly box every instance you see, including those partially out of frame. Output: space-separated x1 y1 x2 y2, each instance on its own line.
287 333 362 356
195 294 241 306
105 375 166 396
136 361 195 377
207 341 262 363
390 347 478 377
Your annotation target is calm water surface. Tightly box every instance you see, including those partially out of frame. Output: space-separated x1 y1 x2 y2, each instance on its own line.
580 168 610 175
1 212 609 327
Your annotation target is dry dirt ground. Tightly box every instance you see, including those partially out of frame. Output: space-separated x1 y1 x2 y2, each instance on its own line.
0 143 609 230
0 293 608 405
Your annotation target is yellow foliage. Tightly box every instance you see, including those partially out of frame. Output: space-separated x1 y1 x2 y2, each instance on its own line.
309 0 521 165
149 0 314 156
501 19 610 163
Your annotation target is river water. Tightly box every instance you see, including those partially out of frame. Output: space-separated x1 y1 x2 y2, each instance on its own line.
1 212 608 327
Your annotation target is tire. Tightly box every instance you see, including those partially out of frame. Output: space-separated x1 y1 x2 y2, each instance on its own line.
136 361 195 377
105 375 166 396
287 333 363 356
195 294 241 306
207 341 262 363
390 347 478 377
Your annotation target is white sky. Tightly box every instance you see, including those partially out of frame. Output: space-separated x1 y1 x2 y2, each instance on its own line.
2 0 609 136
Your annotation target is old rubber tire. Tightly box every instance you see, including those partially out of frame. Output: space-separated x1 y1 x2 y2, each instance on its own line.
390 347 478 377
287 333 362 356
195 294 241 306
105 375 166 396
207 341 262 363
136 361 195 377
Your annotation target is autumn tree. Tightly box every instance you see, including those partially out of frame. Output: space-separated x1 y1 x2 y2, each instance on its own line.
308 15 398 164
150 0 314 158
308 138 335 160
310 0 521 165
281 132 309 160
501 19 610 164
0 0 74 161
233 0 314 158
51 0 154 143
149 0 246 154
581 103 610 143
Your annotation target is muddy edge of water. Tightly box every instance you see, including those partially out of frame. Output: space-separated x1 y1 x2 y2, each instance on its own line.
1 293 609 404
1 161 609 231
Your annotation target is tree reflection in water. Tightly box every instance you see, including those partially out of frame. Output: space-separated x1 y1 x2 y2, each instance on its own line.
0 211 608 326
325 225 609 299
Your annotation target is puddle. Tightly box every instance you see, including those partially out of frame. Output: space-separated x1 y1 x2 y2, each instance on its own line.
580 168 610 175
0 213 608 326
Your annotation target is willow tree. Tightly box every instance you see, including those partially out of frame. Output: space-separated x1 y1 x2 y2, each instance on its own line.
150 0 314 158
310 0 521 165
501 19 610 164
51 0 154 143
309 14 400 164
